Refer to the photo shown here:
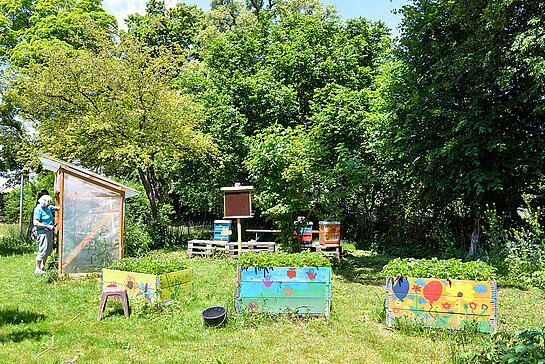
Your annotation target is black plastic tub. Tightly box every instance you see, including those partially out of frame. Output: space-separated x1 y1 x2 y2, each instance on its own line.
201 306 227 327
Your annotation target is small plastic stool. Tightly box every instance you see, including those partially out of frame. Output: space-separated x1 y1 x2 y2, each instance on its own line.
97 286 130 321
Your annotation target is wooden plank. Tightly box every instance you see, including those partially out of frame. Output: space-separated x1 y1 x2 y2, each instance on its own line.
226 241 276 256
158 268 192 288
187 240 228 256
119 191 125 260
58 169 64 275
62 209 117 269
246 229 281 233
302 244 341 259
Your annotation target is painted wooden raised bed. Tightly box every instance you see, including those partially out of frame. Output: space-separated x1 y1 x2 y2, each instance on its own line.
237 266 332 315
102 268 192 304
386 277 497 333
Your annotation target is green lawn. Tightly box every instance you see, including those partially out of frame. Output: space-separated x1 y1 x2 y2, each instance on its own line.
1 240 545 363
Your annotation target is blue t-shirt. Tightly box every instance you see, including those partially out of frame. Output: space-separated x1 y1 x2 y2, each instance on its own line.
33 205 55 232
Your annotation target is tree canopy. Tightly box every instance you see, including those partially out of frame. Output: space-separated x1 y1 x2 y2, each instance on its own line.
387 0 545 215
9 29 214 220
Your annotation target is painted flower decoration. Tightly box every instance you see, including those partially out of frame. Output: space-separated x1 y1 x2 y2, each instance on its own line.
444 281 477 304
392 308 400 314
412 284 422 293
442 302 452 310
469 302 477 310
124 274 139 295
136 281 154 303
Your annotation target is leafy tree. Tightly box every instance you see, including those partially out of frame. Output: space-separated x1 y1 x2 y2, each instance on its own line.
386 0 545 226
172 8 391 236
0 89 24 178
0 0 116 178
246 125 322 252
124 0 205 57
0 0 116 66
8 30 214 221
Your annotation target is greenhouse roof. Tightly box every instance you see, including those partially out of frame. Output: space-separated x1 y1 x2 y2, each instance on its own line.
38 155 139 198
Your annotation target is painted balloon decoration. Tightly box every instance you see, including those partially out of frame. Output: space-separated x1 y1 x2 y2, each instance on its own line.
392 278 409 301
423 280 443 304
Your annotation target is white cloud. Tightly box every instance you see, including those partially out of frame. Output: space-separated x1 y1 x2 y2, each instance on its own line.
102 0 147 30
102 0 211 30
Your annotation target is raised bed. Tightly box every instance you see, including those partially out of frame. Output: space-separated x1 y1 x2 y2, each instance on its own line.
102 268 192 303
386 277 497 333
237 266 332 315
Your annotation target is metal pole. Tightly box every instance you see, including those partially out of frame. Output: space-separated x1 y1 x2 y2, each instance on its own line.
18 172 24 235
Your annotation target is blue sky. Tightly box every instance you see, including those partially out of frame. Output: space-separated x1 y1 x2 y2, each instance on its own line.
102 0 410 35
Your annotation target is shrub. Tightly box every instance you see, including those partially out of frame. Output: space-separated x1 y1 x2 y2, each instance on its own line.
2 173 54 224
109 256 187 275
460 328 545 363
0 236 34 256
123 220 152 257
381 257 497 280
238 251 331 268
146 221 192 250
505 208 545 280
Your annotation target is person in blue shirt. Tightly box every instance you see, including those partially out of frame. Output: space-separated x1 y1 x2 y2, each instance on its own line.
33 194 59 274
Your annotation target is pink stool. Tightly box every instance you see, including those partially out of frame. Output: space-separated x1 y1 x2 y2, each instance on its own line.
97 286 130 321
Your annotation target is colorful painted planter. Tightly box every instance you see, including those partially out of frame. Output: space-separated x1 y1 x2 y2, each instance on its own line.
102 268 192 304
237 266 332 315
386 277 497 333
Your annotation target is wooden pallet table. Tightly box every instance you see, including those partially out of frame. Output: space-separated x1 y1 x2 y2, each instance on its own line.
226 241 276 256
187 240 228 257
302 244 342 259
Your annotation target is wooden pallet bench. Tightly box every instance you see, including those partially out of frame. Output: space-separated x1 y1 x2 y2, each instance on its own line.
226 241 275 256
187 240 228 257
302 244 342 259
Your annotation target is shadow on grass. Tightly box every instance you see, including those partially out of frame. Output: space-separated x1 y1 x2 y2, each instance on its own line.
334 251 395 287
496 280 531 291
0 307 46 325
0 328 50 343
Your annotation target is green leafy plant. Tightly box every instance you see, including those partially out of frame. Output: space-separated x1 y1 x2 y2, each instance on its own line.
108 256 187 275
381 257 497 280
460 328 545 363
238 251 331 267
504 208 545 281
123 220 152 257
480 204 510 274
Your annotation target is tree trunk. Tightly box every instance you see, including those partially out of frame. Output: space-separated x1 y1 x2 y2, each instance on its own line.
138 167 158 221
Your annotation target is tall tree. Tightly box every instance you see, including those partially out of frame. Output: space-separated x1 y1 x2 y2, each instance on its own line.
0 0 116 177
387 0 545 218
9 30 214 221
180 10 391 236
0 0 116 66
124 0 205 58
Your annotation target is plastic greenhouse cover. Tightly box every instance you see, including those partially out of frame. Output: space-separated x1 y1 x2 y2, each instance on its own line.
62 173 121 274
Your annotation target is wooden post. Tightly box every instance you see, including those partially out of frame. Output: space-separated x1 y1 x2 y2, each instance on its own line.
237 218 242 255
119 190 125 260
58 169 64 275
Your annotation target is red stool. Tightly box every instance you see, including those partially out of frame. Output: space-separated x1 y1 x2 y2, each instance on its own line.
97 286 130 321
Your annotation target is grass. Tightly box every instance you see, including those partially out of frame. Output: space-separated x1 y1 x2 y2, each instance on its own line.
1 238 545 363
0 223 21 239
